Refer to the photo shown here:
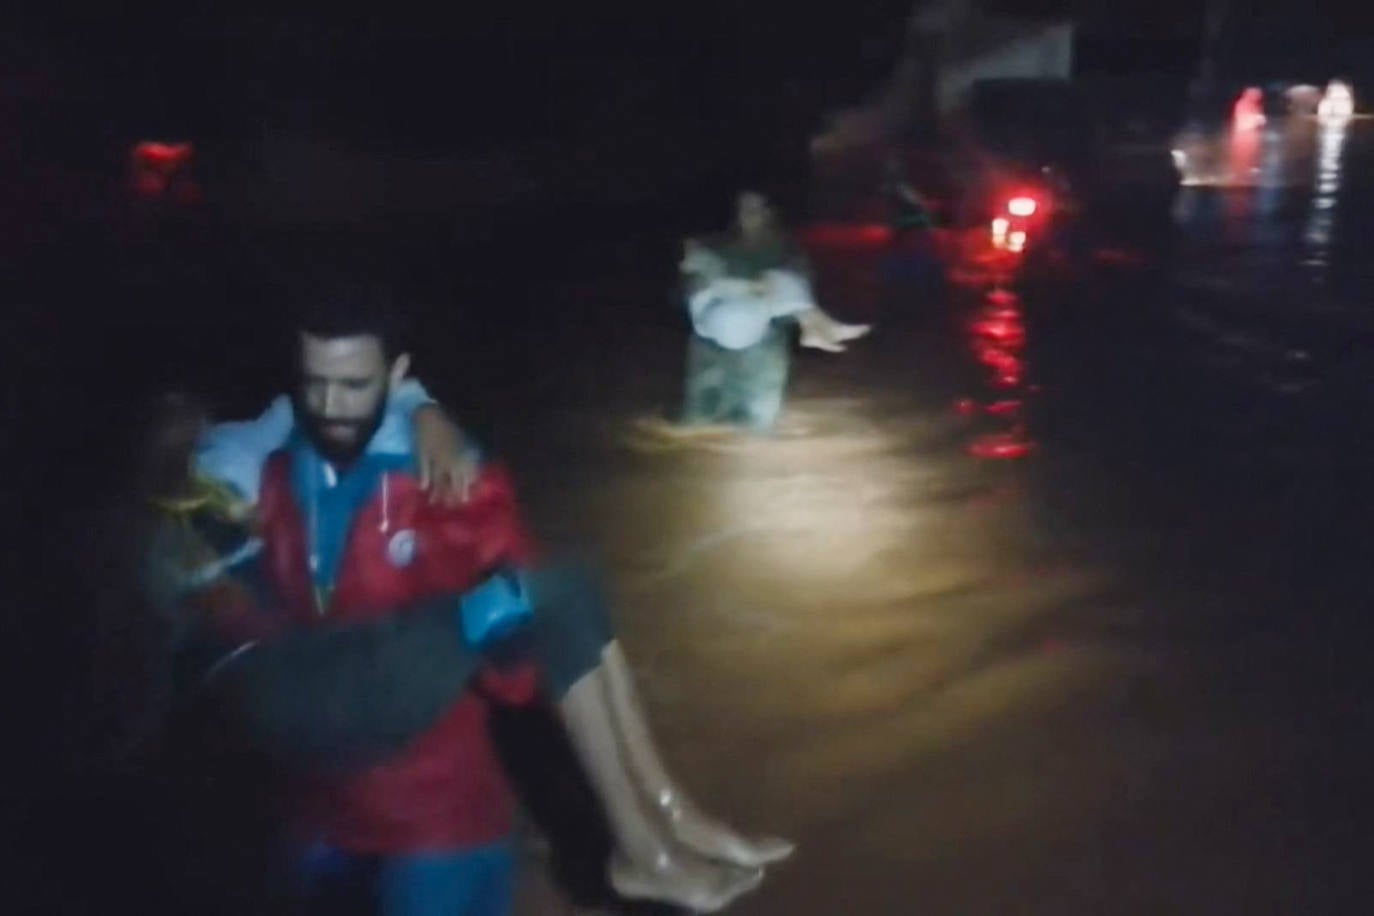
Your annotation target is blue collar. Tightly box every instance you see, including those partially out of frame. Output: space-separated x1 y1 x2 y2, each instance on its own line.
286 431 415 597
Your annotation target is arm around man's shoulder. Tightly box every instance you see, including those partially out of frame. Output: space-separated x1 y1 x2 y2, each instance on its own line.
419 460 538 583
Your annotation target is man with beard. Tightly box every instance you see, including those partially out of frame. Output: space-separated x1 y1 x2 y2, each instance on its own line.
230 276 778 915
259 283 541 916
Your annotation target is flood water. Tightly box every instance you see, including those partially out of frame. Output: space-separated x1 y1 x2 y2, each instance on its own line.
12 117 1374 914
498 117 1374 914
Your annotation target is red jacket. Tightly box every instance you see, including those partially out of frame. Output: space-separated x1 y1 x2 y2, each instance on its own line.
256 451 540 854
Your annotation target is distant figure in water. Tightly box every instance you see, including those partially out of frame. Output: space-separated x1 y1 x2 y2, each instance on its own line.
677 190 870 432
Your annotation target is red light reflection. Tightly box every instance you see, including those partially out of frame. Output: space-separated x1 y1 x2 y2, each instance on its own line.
968 431 1034 460
133 172 166 196
954 285 1037 460
970 317 1026 346
985 399 1022 417
1232 87 1266 131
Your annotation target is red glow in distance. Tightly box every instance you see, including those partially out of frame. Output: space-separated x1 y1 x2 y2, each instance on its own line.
134 141 194 169
971 318 1025 346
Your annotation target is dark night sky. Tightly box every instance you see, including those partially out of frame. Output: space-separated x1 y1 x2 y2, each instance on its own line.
4 9 1077 137
12 2 1374 172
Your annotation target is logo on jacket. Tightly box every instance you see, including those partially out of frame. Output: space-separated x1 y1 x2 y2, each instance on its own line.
386 529 418 567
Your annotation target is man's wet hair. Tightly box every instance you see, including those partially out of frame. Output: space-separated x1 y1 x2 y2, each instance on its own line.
288 270 412 361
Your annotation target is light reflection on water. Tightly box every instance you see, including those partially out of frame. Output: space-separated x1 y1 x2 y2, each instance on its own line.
1174 116 1361 310
1161 117 1374 408
1303 117 1348 260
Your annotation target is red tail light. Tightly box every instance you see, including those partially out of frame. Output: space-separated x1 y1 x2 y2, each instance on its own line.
1007 196 1038 217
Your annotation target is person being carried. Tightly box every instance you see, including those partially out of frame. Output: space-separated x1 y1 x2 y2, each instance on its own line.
678 190 870 432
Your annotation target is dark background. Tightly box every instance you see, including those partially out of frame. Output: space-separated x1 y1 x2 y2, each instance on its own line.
6 3 1374 911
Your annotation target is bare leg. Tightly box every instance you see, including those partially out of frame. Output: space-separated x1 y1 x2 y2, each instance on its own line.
600 642 795 867
798 308 871 352
558 673 764 912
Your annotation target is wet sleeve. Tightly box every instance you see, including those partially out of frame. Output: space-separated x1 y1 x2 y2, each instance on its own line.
212 596 482 767
390 378 435 414
761 269 817 319
194 396 295 502
371 379 445 454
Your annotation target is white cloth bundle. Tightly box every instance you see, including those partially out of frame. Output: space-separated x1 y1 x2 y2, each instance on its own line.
683 248 817 350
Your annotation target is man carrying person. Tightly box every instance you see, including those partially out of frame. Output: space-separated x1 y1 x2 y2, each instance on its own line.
678 190 870 433
164 274 787 914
